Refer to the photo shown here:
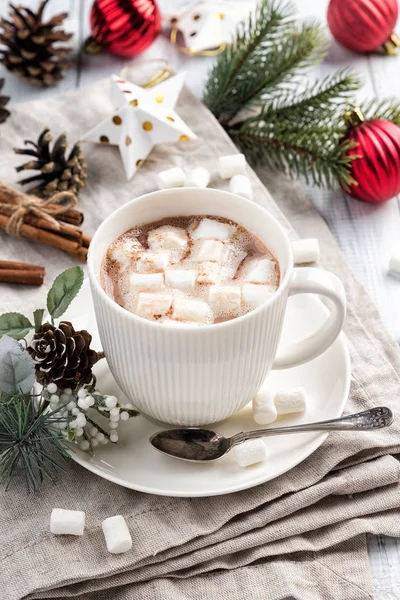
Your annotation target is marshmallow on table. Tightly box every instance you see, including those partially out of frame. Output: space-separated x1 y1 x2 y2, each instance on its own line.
165 268 196 292
157 167 185 189
232 439 267 467
229 175 253 200
129 272 164 293
186 167 210 188
196 261 221 284
50 508 85 536
135 251 170 273
274 388 307 415
252 389 278 425
208 284 241 317
191 218 236 241
172 297 213 324
192 239 226 263
136 292 172 320
241 256 276 283
102 515 132 554
147 226 188 261
389 253 400 276
291 239 320 264
242 283 276 308
218 153 246 180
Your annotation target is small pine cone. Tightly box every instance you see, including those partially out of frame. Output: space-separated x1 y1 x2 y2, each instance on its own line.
0 0 72 87
0 77 10 123
14 128 87 198
28 321 103 391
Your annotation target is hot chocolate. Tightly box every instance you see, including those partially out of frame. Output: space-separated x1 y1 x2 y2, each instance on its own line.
101 215 280 325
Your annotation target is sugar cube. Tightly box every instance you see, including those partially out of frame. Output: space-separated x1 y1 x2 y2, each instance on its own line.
102 515 132 554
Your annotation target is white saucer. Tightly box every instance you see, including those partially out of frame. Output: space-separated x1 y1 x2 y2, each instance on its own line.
65 281 351 497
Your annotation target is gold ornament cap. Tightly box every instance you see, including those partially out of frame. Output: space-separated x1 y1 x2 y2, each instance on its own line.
382 33 400 55
344 106 365 128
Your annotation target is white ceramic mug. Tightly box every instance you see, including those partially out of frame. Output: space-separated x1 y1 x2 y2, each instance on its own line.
88 188 346 426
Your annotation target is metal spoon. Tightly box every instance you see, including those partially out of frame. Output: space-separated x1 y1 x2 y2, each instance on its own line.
149 407 393 463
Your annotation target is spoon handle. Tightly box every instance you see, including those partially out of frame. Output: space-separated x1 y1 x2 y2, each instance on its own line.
230 407 393 447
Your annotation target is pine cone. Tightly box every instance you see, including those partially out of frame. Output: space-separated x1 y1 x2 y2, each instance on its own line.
0 0 72 87
14 128 87 198
0 77 10 123
28 321 103 390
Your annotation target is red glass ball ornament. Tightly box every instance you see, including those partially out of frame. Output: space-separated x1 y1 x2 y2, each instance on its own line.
343 109 400 204
327 0 399 54
86 0 161 57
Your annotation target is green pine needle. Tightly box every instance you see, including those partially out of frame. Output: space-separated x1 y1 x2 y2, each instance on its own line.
204 0 327 124
0 391 71 492
361 97 400 126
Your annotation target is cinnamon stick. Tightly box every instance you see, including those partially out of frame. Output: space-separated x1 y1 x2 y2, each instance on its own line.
0 206 82 241
0 260 45 273
0 214 87 263
81 234 91 249
0 269 45 286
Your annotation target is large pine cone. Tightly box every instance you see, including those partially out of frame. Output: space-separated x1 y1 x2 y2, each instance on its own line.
0 0 72 87
0 77 10 124
14 128 87 198
28 321 103 390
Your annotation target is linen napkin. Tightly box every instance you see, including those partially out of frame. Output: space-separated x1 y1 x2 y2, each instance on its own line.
1 78 400 600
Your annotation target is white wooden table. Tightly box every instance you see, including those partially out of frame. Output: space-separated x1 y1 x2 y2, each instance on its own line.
1 0 400 596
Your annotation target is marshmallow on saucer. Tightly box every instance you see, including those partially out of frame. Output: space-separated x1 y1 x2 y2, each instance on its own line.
165 268 196 292
135 251 170 273
208 284 241 317
191 218 236 241
389 252 400 276
196 261 221 284
172 297 213 324
50 508 85 536
241 256 276 283
186 167 210 188
274 388 307 415
193 239 225 263
291 239 320 264
102 515 132 554
252 389 277 425
136 292 172 320
219 153 246 180
129 272 164 294
229 175 253 200
111 238 143 270
242 283 275 308
232 439 267 467
158 167 185 189
148 225 188 259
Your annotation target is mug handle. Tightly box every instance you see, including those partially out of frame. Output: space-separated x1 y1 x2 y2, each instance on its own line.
272 267 346 370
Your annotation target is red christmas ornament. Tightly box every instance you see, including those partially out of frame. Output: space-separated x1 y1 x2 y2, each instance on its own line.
327 0 400 54
342 108 400 204
84 0 161 57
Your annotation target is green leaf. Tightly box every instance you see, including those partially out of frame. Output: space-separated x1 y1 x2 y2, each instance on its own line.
0 312 33 339
0 335 35 394
46 266 84 319
33 309 45 332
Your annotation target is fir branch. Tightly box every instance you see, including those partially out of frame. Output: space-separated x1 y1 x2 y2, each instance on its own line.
0 391 70 492
204 0 326 124
361 97 400 126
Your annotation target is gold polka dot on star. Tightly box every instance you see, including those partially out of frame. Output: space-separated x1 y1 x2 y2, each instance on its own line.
125 136 131 146
217 12 224 19
142 121 153 131
179 135 190 141
166 116 175 122
100 135 109 143
136 159 143 167
130 99 139 107
154 94 164 103
113 115 122 125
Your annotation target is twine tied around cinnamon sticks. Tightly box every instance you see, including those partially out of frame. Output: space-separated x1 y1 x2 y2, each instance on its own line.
0 187 78 237
0 181 90 262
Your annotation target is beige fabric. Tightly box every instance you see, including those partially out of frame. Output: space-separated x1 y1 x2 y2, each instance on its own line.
1 79 400 600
